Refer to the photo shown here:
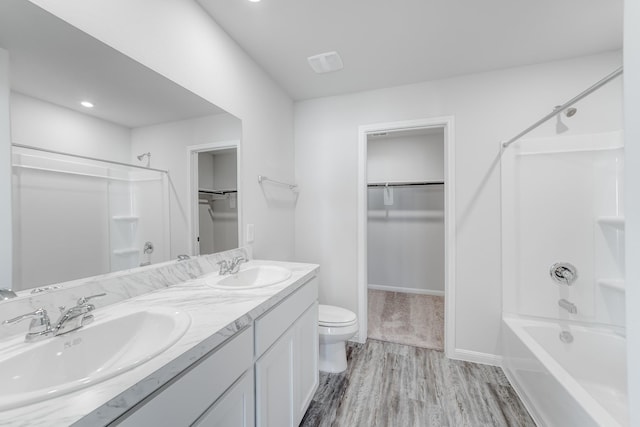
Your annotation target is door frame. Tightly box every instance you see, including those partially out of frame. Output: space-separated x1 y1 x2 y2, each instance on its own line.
357 116 456 358
187 140 241 255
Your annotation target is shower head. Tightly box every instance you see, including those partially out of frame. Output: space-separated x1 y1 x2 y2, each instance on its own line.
565 107 577 117
137 152 150 161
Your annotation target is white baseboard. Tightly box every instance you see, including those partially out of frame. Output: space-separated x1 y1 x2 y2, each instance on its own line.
447 348 503 367
368 284 444 297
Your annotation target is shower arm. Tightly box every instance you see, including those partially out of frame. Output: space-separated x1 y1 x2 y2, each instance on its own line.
502 66 623 149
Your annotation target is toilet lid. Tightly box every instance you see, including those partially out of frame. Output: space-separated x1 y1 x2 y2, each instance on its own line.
319 304 357 326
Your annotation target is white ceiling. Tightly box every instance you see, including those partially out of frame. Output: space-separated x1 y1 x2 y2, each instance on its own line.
197 0 623 101
0 0 225 129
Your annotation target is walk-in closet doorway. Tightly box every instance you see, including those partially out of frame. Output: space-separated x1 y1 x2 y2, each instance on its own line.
357 117 456 357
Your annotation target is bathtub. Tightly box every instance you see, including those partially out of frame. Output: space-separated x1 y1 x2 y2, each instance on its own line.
502 316 628 427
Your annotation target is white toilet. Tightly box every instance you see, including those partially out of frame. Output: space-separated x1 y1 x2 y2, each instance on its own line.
318 304 358 373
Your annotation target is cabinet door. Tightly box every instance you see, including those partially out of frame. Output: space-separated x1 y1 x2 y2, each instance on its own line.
193 370 255 427
293 302 319 425
255 327 295 427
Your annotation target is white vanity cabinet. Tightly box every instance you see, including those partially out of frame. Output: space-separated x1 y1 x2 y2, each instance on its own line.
255 278 319 427
192 371 255 427
113 274 318 427
114 326 254 427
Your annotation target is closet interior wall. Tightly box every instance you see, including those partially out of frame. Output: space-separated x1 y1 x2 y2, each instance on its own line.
367 129 445 295
198 149 238 254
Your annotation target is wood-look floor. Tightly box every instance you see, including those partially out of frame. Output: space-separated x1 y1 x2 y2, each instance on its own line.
368 289 444 351
300 340 536 427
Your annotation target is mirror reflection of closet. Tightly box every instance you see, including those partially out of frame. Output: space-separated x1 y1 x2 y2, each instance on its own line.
197 149 238 255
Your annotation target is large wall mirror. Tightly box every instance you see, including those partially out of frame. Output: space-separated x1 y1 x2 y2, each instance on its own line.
0 0 242 293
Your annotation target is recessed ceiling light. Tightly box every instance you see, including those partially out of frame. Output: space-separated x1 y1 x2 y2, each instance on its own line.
248 0 261 3
80 101 94 108
307 51 344 74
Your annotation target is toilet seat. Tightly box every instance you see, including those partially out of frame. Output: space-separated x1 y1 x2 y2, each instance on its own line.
319 304 357 327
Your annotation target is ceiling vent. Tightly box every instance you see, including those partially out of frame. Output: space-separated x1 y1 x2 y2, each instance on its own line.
307 51 344 74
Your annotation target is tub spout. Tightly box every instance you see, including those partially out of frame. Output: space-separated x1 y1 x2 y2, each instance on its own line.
558 298 577 314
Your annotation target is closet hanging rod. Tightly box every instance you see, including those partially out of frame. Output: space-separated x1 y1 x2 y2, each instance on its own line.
502 66 623 148
12 143 169 174
258 175 298 190
368 181 444 187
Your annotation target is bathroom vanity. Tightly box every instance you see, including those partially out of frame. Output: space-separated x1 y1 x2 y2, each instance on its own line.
0 251 319 427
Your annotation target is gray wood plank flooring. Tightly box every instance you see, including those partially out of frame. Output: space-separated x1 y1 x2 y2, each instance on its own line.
300 340 536 427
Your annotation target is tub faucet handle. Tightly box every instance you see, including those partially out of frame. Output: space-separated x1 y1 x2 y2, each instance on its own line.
550 263 578 286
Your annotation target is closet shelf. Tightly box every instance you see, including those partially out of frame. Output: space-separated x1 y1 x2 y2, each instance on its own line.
199 188 237 195
597 216 625 230
367 181 444 187
597 279 625 292
112 215 139 221
113 248 139 256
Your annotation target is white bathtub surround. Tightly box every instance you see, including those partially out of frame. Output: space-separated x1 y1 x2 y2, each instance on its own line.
501 130 626 425
502 131 625 326
0 253 318 426
503 316 628 426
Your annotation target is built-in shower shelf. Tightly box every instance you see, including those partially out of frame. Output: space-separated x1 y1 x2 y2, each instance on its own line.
112 215 139 221
113 248 140 256
597 279 625 292
597 216 625 230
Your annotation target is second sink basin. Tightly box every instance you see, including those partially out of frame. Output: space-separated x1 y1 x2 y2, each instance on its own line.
0 307 191 410
207 265 292 290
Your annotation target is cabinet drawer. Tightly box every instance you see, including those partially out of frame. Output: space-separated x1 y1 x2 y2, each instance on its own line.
115 326 254 426
255 277 318 356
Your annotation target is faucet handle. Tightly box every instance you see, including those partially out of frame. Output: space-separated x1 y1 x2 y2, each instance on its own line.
3 308 51 332
76 293 106 307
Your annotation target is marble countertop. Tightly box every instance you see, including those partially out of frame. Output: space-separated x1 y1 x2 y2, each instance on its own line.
0 259 319 427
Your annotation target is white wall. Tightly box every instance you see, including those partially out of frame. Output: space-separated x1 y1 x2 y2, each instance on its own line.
31 0 296 261
294 51 622 358
367 131 444 183
0 48 12 288
367 131 445 294
10 92 131 162
198 152 215 190
131 113 241 258
624 0 640 423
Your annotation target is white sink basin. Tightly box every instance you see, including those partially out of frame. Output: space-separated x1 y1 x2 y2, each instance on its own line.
0 307 191 410
207 265 292 290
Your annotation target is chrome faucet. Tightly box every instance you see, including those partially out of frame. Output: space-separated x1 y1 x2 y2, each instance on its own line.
2 293 106 342
54 293 105 335
177 254 191 261
558 298 577 314
217 256 246 275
